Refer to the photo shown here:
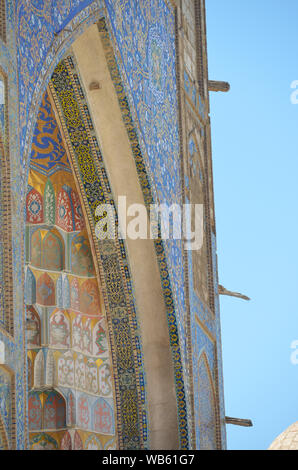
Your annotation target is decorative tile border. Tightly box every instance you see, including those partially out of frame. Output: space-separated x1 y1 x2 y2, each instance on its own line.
97 19 189 449
175 0 227 449
15 2 106 449
0 66 13 338
13 0 191 447
0 0 27 450
102 4 189 403
49 57 148 450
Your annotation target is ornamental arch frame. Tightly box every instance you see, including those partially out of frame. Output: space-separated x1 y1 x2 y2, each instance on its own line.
22 8 187 450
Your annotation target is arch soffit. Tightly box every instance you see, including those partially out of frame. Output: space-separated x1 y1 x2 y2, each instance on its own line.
47 26 183 449
21 6 187 449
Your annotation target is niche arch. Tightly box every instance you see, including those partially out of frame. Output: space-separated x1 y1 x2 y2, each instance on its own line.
23 10 187 450
197 352 218 450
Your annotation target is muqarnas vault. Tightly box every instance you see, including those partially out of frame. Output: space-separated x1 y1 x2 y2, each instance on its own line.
0 0 229 450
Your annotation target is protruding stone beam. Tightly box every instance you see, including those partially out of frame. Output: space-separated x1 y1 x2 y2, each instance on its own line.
225 417 253 427
208 80 230 92
218 285 250 301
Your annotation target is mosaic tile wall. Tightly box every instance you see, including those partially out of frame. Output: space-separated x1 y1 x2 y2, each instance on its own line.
0 0 227 449
16 0 189 384
96 18 189 447
104 0 188 368
0 70 6 331
177 0 226 448
0 0 26 450
17 3 189 407
14 0 191 449
25 89 117 450
49 57 149 449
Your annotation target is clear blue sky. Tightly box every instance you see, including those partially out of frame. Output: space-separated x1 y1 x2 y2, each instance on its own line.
206 0 298 450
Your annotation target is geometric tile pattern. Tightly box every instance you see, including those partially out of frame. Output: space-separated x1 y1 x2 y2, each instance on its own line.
0 0 227 450
26 87 117 449
30 91 71 177
104 3 189 427
97 19 190 449
50 58 148 450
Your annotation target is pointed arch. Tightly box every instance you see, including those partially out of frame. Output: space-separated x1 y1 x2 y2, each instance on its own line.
26 187 44 224
19 3 123 452
48 45 180 449
187 132 210 306
197 352 217 450
56 185 73 232
48 27 190 448
43 390 66 430
34 350 44 388
25 267 36 305
42 229 64 271
92 398 114 435
36 272 55 306
70 233 94 277
85 433 102 450
28 391 42 431
49 309 70 349
104 437 117 450
21 9 187 449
